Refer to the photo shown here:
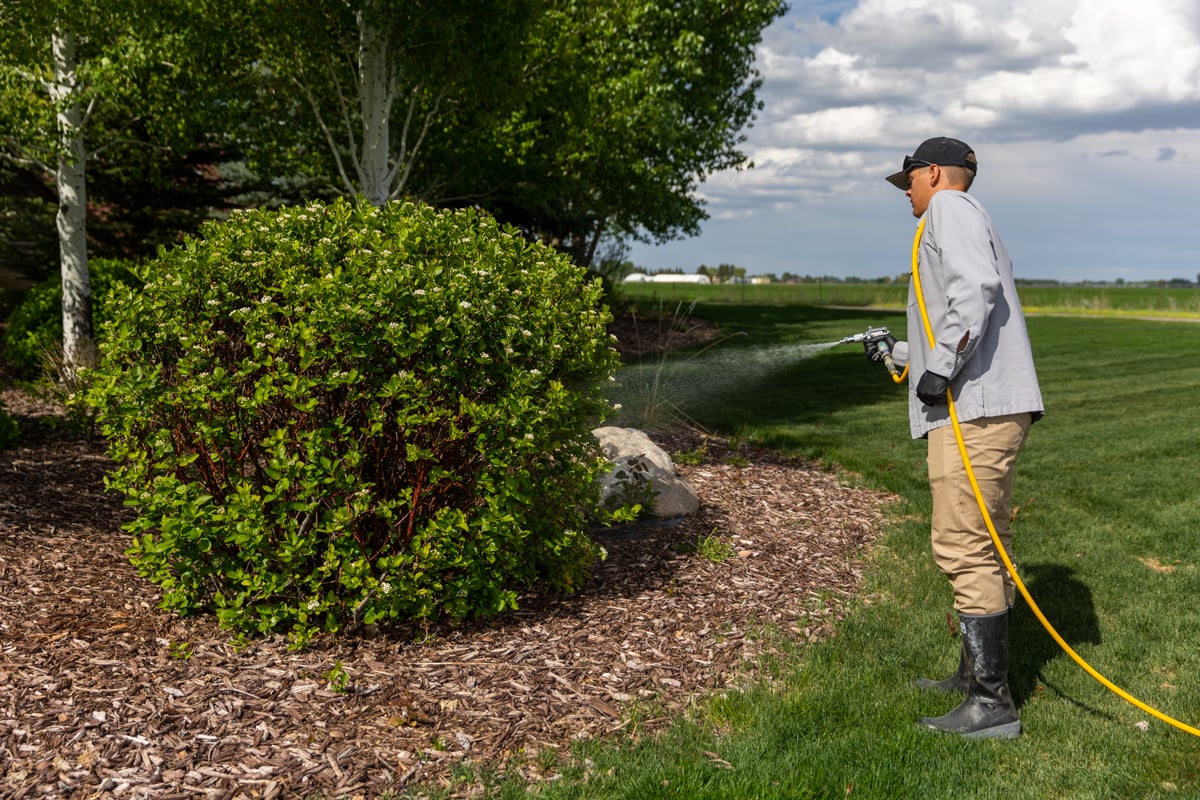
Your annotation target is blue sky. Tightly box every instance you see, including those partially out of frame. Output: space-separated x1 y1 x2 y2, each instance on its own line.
626 0 1200 283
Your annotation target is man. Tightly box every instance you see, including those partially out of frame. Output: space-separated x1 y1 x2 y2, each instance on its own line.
871 137 1044 739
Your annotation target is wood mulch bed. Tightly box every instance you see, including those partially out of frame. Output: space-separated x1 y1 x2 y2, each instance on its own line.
0 333 893 798
605 306 722 360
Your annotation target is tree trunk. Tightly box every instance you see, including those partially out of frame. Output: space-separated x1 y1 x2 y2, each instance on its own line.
357 5 391 207
583 219 607 269
50 27 95 375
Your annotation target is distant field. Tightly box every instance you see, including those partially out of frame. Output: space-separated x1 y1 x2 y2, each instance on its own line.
618 280 1200 317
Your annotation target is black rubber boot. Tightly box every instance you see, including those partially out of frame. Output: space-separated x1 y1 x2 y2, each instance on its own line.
915 643 968 694
919 611 1021 739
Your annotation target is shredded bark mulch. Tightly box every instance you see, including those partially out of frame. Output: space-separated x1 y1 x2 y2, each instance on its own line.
0 375 892 798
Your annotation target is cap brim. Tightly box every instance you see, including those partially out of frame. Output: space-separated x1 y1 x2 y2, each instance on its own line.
885 170 910 190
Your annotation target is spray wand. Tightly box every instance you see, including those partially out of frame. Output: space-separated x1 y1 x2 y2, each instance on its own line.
840 326 905 382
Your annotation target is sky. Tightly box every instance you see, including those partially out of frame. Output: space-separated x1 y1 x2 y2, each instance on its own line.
625 0 1200 284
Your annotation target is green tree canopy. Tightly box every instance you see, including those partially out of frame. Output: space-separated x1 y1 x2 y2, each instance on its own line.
426 0 787 265
229 0 784 264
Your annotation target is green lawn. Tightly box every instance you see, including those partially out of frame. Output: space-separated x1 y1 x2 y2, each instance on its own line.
618 280 1200 319
482 305 1200 799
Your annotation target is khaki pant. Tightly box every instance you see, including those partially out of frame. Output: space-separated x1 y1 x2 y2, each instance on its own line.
927 413 1032 616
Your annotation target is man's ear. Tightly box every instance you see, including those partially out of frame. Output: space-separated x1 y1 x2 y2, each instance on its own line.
926 163 942 186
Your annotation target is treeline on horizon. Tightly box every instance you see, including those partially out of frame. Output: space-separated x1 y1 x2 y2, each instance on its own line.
626 262 1200 289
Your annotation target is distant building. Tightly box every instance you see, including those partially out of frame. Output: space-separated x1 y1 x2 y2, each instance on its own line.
622 273 711 284
648 273 711 284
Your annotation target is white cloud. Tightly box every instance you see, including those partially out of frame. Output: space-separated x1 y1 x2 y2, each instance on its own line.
628 0 1200 282
834 0 1075 71
758 0 1200 147
756 0 1200 194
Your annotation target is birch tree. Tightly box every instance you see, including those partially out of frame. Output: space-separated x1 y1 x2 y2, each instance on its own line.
0 0 239 374
0 10 92 371
51 27 96 370
241 0 531 207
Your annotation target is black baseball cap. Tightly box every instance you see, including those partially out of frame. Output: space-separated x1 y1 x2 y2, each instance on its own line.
886 137 978 189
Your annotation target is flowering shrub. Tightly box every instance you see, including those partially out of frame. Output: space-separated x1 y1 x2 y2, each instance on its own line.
84 199 619 646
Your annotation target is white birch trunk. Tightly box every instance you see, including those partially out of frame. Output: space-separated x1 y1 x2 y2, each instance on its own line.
357 6 392 207
50 27 96 374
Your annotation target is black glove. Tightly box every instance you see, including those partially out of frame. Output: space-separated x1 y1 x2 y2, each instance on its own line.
863 333 898 363
916 370 950 405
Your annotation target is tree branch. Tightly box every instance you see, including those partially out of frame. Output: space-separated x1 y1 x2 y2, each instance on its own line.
78 92 99 130
387 87 446 200
0 138 52 175
14 68 53 93
325 51 365 189
291 73 357 197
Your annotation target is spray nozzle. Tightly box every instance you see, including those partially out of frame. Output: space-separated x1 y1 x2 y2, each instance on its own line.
839 326 892 346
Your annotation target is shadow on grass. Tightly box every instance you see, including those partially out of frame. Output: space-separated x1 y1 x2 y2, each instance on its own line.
1011 562 1104 715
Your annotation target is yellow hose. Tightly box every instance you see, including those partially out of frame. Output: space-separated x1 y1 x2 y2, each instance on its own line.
908 218 1200 737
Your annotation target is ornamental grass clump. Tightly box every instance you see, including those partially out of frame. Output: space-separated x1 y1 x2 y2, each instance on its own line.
84 199 620 647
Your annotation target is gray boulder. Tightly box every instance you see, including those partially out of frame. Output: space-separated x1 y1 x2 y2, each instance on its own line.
592 426 699 519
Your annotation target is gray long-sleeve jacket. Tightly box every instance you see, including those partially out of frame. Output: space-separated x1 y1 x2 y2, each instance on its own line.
890 190 1044 439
